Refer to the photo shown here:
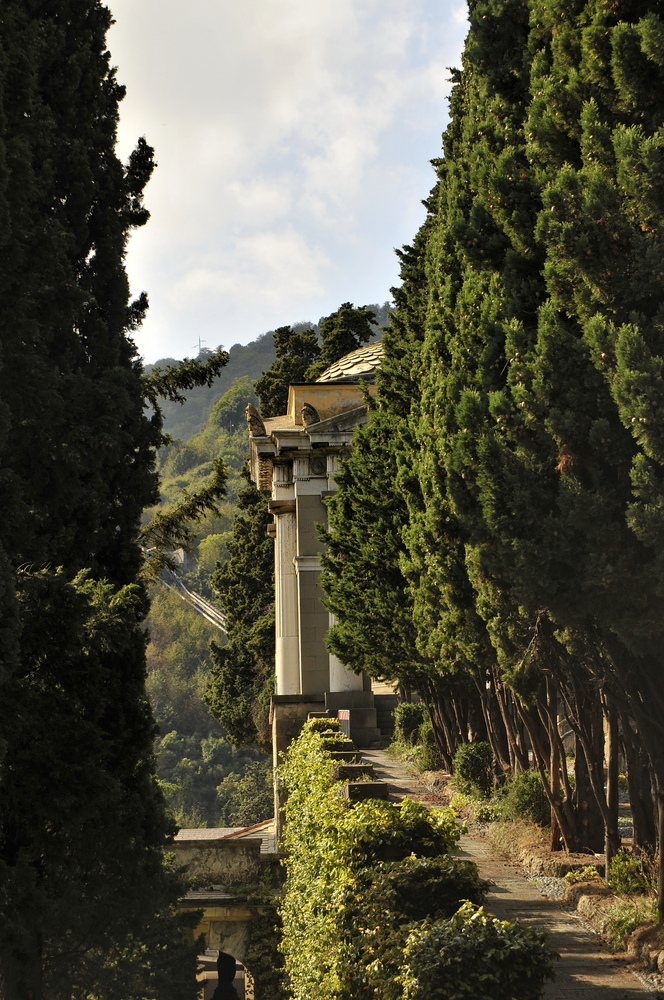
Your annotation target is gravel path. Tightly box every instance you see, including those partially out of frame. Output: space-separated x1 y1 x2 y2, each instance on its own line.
359 749 661 998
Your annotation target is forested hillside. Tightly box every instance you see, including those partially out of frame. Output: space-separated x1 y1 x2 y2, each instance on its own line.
141 371 273 828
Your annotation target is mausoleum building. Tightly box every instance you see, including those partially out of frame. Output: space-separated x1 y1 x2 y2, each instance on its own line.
246 342 392 759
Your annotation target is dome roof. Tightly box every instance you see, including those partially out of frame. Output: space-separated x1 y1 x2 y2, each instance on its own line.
315 341 384 383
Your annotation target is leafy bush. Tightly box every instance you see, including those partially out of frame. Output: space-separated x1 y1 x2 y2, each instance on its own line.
303 716 342 735
393 703 427 744
279 726 462 1000
363 856 491 922
398 901 556 1000
279 724 552 1000
563 865 602 885
606 898 657 949
417 718 444 772
344 858 490 1000
608 849 649 895
498 769 550 826
450 792 499 823
453 742 493 799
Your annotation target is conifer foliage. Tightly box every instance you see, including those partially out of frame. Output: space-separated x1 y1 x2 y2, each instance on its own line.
305 302 376 381
0 2 199 996
253 324 320 418
322 0 664 919
206 474 275 750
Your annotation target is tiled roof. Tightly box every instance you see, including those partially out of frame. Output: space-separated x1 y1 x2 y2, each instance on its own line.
174 819 276 853
315 341 383 383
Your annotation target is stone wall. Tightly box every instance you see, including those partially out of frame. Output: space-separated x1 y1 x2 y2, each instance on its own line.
172 838 263 889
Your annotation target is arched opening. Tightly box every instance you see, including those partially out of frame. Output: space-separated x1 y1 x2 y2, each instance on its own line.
198 950 253 999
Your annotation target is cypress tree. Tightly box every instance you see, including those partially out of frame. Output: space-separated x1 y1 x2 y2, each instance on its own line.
0 1 201 994
519 0 664 889
407 0 664 875
206 475 275 750
253 324 320 417
399 0 614 851
305 302 376 380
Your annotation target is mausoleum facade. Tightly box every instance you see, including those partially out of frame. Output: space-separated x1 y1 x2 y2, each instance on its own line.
246 342 388 758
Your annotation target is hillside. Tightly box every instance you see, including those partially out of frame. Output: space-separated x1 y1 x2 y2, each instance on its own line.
146 331 276 442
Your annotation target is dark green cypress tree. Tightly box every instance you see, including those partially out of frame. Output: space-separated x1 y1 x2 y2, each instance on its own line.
321 231 439 682
403 0 615 851
206 475 275 750
408 0 664 875
253 324 320 417
519 0 664 890
0 1 201 994
305 302 376 380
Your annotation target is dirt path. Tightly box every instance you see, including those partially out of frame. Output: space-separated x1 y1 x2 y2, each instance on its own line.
360 750 660 998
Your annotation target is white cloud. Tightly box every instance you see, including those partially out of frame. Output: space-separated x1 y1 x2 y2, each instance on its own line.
173 229 330 310
108 0 469 361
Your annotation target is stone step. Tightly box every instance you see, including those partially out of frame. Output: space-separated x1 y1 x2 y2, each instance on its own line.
341 781 389 802
334 763 375 781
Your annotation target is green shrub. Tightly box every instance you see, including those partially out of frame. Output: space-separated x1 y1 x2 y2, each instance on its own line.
449 791 499 823
398 901 556 1000
279 725 463 1000
393 702 427 744
303 716 342 735
606 898 657 949
453 742 493 799
498 769 549 826
364 856 491 922
608 849 649 895
279 726 555 1000
449 792 473 811
338 797 461 867
563 865 602 885
345 858 490 1000
417 718 444 772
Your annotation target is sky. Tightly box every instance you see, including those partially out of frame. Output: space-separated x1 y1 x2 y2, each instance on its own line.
107 1 469 364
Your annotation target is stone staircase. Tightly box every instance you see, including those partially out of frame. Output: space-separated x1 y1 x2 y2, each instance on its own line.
317 691 399 749
374 693 398 747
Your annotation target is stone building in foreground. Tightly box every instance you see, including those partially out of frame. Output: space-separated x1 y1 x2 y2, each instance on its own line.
246 342 395 763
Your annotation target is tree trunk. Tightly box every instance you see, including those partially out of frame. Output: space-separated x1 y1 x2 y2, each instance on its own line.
517 702 577 852
603 695 621 874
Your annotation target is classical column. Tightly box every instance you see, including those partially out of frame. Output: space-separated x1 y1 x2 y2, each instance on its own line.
271 462 299 694
294 455 330 694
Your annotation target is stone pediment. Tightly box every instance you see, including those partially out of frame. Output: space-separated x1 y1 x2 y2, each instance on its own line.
305 404 367 443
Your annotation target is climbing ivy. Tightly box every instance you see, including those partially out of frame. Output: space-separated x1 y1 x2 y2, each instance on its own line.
279 722 533 1000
